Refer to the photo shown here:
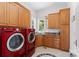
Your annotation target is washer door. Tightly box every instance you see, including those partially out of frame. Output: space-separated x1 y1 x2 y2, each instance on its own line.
28 32 35 43
7 33 24 52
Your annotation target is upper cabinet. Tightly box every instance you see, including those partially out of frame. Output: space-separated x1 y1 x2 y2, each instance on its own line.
0 3 19 26
19 6 30 28
59 8 70 25
0 2 30 28
48 13 59 29
9 3 19 26
0 3 6 25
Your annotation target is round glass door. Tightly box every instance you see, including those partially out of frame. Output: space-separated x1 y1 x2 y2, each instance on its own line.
7 33 24 52
28 32 35 43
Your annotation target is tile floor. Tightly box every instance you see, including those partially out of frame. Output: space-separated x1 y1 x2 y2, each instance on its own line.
32 46 70 57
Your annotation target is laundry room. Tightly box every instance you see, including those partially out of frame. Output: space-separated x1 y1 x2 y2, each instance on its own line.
0 0 79 58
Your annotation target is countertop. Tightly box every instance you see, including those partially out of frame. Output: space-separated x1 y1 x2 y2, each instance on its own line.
35 32 60 36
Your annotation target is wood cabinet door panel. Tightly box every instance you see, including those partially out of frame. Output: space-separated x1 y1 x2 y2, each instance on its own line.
19 7 30 28
6 3 10 25
23 10 30 28
48 13 59 29
19 7 25 28
60 25 70 51
0 3 6 25
9 3 19 26
54 39 60 48
35 35 43 47
44 35 54 48
59 8 70 25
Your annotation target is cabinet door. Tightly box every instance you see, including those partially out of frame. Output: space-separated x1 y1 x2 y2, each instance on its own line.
23 10 30 28
6 3 10 25
19 7 24 28
44 35 54 48
54 36 60 49
60 25 70 51
19 7 30 28
48 13 59 29
35 35 43 47
59 8 70 25
9 3 19 26
0 3 6 25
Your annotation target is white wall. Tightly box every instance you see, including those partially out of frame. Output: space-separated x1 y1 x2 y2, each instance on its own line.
69 3 79 56
75 3 79 56
36 2 69 18
68 3 77 56
76 3 79 56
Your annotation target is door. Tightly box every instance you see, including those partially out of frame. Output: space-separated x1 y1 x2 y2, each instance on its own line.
60 25 70 51
35 35 43 47
9 3 19 26
0 3 6 25
54 35 60 49
23 10 30 28
44 35 54 48
19 7 24 28
48 13 59 29
59 8 70 25
7 33 24 52
19 7 30 28
28 32 35 43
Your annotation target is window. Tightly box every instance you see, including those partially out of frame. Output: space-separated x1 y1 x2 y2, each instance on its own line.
38 16 47 33
39 20 45 31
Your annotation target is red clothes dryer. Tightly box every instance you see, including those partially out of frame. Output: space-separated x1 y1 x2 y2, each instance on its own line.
0 27 25 57
0 28 3 57
22 28 35 57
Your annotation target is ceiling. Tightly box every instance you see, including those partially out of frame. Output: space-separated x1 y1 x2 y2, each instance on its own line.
20 2 54 11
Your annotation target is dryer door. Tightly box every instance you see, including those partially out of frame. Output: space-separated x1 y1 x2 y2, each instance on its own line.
28 32 35 43
7 33 24 52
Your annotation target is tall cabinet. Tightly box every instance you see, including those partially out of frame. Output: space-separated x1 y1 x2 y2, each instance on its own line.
59 8 70 51
47 8 70 51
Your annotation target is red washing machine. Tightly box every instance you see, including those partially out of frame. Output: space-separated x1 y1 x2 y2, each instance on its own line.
0 28 3 57
0 27 25 57
22 28 35 57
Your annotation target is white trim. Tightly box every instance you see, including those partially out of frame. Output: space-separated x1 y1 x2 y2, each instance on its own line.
28 32 35 43
7 33 25 52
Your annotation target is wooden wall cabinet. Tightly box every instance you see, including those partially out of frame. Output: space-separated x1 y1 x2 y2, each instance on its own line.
0 2 30 28
19 6 30 28
0 3 6 25
48 13 59 29
0 3 19 26
19 7 25 28
59 8 70 25
9 3 19 26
